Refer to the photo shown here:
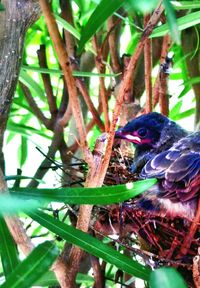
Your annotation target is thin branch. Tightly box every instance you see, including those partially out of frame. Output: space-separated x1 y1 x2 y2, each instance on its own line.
60 1 104 132
93 37 110 132
37 45 58 118
95 1 164 186
106 16 122 73
20 82 51 129
144 14 152 113
27 124 64 188
0 169 34 255
153 34 171 109
39 0 94 167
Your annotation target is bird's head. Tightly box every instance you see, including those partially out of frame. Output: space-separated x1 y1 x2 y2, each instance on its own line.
115 112 169 149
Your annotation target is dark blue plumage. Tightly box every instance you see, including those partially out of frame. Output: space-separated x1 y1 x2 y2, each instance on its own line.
115 112 200 219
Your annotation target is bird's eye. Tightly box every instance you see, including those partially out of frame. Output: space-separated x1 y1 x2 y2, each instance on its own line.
137 128 148 138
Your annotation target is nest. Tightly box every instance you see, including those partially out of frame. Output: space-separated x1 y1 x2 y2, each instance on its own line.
94 146 200 287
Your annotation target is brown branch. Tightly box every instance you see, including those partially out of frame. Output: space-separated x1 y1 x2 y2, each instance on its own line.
90 255 104 288
179 199 200 257
0 169 34 255
60 1 105 133
27 124 64 188
20 82 51 129
94 1 164 186
39 0 94 167
93 37 110 132
37 45 58 118
153 34 171 109
144 14 152 113
106 16 122 73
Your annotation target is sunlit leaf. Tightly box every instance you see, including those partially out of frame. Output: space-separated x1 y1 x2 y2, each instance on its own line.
172 1 200 10
19 70 44 100
162 0 180 44
151 11 200 38
28 210 151 281
11 179 157 205
150 267 187 288
0 218 19 278
21 65 121 77
0 241 59 288
78 0 125 53
0 194 42 215
125 0 158 14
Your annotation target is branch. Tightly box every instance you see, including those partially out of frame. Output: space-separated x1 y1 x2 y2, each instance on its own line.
95 1 164 186
20 82 51 129
37 45 58 118
144 14 152 113
39 0 94 167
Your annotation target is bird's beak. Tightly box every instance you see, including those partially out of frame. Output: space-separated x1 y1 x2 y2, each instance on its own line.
115 129 142 144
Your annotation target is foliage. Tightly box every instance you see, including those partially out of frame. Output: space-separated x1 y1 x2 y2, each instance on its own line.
1 0 200 287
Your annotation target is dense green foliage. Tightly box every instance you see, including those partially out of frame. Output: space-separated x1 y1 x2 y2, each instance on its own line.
1 0 200 287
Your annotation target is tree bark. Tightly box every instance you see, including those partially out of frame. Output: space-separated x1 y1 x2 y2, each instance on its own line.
0 0 40 170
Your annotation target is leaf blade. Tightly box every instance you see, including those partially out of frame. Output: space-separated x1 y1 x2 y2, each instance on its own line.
28 210 151 281
0 241 59 288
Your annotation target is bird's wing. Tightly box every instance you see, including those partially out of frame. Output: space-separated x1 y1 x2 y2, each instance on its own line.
140 146 200 202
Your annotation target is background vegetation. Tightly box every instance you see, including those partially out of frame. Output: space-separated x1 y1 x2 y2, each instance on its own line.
0 0 200 287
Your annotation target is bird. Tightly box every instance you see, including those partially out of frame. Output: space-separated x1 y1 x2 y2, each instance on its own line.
115 112 200 219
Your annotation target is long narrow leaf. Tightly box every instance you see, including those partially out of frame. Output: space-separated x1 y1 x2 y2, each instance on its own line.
28 210 151 281
78 0 125 53
0 241 59 288
150 267 187 288
151 11 200 38
21 65 120 78
0 194 41 214
11 179 157 205
162 0 180 44
0 218 19 278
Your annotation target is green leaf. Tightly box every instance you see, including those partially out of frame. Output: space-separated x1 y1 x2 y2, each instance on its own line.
21 65 120 78
172 1 200 10
78 0 125 53
151 11 200 38
33 271 58 286
55 14 80 40
0 241 59 288
149 267 187 288
162 0 180 44
0 194 42 215
11 179 157 205
19 70 44 100
125 0 158 14
0 3 4 11
28 210 151 281
0 218 19 278
170 108 195 121
18 136 28 167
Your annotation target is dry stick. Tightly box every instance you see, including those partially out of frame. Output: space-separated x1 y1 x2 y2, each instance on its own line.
93 37 110 132
20 83 51 129
94 1 164 187
37 45 58 117
0 169 34 255
179 199 200 258
39 0 93 167
144 14 153 113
